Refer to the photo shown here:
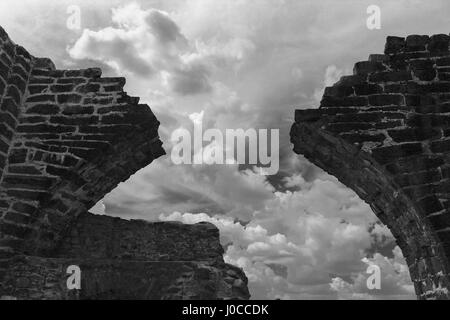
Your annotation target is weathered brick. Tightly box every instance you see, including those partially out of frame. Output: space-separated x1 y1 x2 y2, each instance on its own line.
76 83 101 93
371 143 423 164
0 123 14 140
6 85 22 104
386 156 444 175
388 128 440 142
405 35 430 52
50 84 74 93
323 85 354 97
8 148 27 164
407 82 450 94
17 124 76 134
326 122 373 133
353 61 386 75
49 115 98 125
56 94 82 104
385 36 405 54
369 70 412 82
29 76 54 84
8 165 41 175
321 96 368 108
3 175 55 190
430 139 450 153
4 212 31 225
28 85 48 95
394 169 441 187
0 221 32 238
0 112 17 128
97 105 126 114
410 59 436 81
56 77 86 84
26 94 55 103
15 45 32 61
62 106 94 115
384 83 408 93
340 132 386 143
428 34 450 53
407 114 450 127
11 64 28 80
0 138 9 154
368 94 404 106
354 83 382 95
405 94 436 107
26 104 59 114
418 196 444 215
0 60 10 78
436 57 450 67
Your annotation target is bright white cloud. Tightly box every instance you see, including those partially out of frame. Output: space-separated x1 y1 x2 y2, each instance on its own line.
159 170 415 299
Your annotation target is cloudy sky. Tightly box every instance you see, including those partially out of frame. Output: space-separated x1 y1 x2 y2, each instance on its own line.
2 0 449 299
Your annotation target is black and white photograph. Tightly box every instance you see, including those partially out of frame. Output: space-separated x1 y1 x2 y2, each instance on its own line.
0 0 449 313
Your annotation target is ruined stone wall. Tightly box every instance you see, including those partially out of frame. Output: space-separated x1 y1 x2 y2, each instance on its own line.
0 26 165 258
291 34 450 299
0 26 249 300
57 213 226 262
2 213 249 300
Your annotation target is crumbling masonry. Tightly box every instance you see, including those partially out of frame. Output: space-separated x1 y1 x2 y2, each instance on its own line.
0 26 249 300
291 34 450 299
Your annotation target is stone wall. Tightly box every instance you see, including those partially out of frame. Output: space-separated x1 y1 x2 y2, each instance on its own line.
0 26 165 257
0 25 249 300
2 213 249 300
57 213 226 262
291 34 450 299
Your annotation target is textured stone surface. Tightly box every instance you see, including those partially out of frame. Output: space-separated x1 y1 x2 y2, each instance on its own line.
1 213 249 300
291 34 450 300
0 25 164 256
57 213 227 262
0 25 249 300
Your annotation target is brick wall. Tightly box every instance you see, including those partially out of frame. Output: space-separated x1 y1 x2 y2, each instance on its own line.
0 25 165 259
291 34 450 299
56 212 226 262
2 213 250 300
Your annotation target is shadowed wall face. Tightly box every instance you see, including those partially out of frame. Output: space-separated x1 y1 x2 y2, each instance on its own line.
2 213 250 300
291 34 450 300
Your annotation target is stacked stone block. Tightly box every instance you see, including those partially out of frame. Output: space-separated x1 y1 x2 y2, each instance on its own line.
0 25 165 262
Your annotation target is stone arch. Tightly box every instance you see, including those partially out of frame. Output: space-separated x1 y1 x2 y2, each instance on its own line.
291 34 450 299
0 25 165 256
22 130 164 256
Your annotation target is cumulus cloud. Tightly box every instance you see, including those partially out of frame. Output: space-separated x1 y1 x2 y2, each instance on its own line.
330 247 415 300
67 3 256 97
159 171 415 299
103 161 275 221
